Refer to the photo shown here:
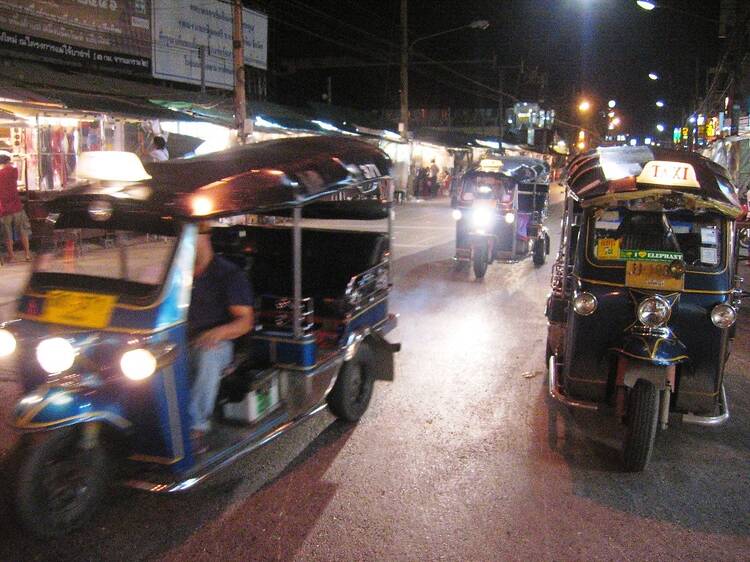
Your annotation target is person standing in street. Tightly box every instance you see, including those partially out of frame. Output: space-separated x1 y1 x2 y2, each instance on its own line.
149 136 169 162
0 153 31 262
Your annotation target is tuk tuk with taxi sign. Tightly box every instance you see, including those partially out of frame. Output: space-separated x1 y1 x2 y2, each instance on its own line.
546 146 741 471
453 156 550 277
3 137 400 537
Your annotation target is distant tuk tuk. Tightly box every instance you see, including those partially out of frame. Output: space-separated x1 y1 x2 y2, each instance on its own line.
453 157 550 277
4 137 400 536
546 146 741 471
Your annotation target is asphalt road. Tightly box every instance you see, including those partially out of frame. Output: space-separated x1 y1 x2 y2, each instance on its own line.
0 192 748 561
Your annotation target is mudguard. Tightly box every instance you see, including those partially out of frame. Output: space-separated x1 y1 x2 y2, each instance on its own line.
616 334 689 367
13 386 131 432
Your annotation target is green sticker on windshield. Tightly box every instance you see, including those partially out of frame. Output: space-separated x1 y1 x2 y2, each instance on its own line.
620 249 682 262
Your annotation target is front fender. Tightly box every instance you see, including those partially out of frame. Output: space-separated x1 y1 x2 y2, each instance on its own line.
615 334 689 366
13 386 131 432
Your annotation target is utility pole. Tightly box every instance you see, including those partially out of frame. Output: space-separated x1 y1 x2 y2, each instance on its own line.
232 0 248 144
199 46 206 94
399 0 408 140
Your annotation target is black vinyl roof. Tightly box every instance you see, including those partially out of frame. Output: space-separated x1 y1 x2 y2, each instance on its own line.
49 136 392 220
565 146 741 217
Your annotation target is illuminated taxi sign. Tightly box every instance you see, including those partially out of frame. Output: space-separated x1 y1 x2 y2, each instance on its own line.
479 159 503 171
636 160 699 188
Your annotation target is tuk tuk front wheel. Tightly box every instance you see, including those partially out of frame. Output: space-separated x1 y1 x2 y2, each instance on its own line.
533 237 546 266
623 379 659 472
472 244 489 278
15 426 110 538
328 343 375 422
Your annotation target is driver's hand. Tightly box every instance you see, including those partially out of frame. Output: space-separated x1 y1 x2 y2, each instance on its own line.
195 327 224 349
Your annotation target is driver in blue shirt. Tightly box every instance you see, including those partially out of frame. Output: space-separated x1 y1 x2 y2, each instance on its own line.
188 227 254 452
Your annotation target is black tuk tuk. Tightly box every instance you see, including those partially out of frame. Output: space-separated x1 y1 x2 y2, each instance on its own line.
454 157 550 277
546 146 741 471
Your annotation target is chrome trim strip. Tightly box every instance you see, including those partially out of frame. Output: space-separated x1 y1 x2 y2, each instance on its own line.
548 354 599 411
681 384 730 426
122 401 330 493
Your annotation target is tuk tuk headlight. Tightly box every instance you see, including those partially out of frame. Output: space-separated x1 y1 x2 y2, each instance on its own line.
710 303 737 328
120 348 157 381
0 329 16 357
572 292 597 316
637 296 671 327
36 338 76 374
472 207 494 228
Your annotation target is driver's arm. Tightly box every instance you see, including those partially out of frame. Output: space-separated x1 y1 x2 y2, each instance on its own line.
195 305 253 348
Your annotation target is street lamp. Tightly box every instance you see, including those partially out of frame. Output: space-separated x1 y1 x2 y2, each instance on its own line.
578 99 591 112
608 100 617 108
636 1 656 10
400 17 490 140
655 100 665 108
656 123 665 132
635 1 718 23
648 72 659 81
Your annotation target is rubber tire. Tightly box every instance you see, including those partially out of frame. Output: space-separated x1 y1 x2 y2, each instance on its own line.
533 238 546 266
15 426 110 538
473 245 488 278
623 380 659 472
328 343 375 422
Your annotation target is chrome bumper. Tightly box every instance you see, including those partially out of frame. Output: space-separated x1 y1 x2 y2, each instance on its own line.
681 385 730 426
547 354 599 411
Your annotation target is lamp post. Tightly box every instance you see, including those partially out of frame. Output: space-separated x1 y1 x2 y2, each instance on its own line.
635 1 718 24
399 5 489 140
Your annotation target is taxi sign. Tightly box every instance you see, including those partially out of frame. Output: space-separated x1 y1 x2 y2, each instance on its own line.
636 160 700 189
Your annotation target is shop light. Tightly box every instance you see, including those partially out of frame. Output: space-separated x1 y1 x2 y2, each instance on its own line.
254 115 284 129
32 116 80 127
629 138 637 146
644 137 652 145
476 139 500 150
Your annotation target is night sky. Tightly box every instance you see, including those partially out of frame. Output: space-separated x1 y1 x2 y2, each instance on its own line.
268 0 723 138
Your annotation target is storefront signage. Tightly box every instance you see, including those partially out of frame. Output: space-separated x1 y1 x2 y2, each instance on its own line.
152 0 268 90
0 0 151 71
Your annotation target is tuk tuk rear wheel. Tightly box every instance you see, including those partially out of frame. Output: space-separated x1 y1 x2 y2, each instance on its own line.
15 426 110 538
473 245 488 278
328 343 375 422
623 379 659 472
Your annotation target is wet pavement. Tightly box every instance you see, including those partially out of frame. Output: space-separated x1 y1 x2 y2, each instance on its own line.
0 193 748 561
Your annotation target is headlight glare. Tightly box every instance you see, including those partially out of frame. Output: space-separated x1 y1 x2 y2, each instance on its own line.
710 303 737 328
0 329 16 357
451 209 462 221
637 296 671 327
504 212 515 224
36 338 76 374
120 348 157 381
572 292 597 316
472 207 494 228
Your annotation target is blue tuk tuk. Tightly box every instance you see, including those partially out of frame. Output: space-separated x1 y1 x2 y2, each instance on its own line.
453 156 550 277
3 137 400 536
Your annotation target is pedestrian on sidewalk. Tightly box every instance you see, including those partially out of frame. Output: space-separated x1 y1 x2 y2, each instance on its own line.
0 152 31 262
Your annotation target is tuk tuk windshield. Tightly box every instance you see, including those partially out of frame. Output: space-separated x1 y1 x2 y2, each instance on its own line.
461 174 515 202
32 229 177 297
590 209 724 270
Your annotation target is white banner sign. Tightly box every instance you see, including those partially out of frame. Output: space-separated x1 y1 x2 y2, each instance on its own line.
152 0 267 90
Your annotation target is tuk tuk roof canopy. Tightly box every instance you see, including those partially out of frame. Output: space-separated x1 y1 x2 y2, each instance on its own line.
475 156 550 183
565 146 742 218
50 136 392 220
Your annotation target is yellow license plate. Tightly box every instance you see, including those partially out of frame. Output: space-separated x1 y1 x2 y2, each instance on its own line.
41 291 117 329
625 261 684 291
